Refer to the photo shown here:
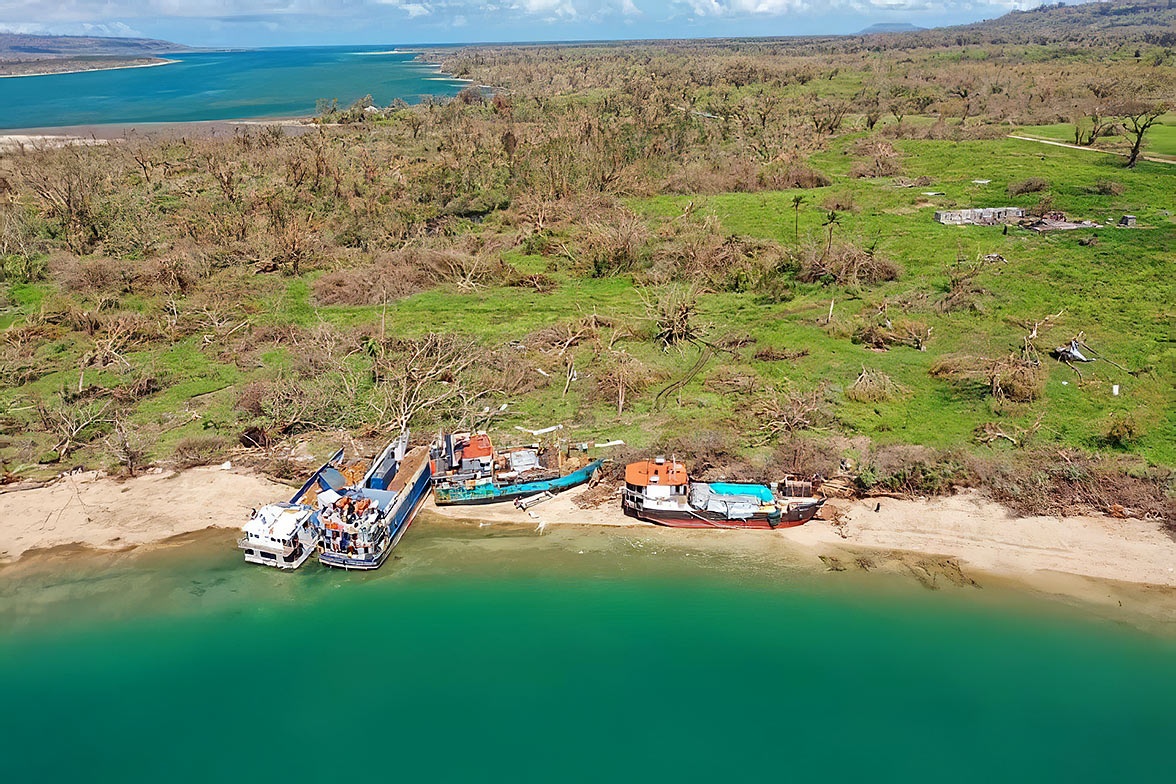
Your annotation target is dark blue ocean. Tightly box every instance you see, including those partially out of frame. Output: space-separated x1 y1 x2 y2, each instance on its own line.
0 46 467 129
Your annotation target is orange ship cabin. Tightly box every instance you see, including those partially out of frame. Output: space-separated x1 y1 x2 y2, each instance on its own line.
625 457 689 501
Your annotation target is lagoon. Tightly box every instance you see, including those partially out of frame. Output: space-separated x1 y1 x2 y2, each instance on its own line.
1 522 1173 782
0 47 467 130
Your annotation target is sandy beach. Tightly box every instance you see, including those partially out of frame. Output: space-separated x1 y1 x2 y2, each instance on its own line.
2 466 1173 603
0 58 178 79
0 467 289 561
0 119 318 153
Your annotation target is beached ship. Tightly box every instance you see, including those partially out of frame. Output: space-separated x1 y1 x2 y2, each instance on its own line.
311 432 433 570
430 431 604 506
621 457 824 529
239 501 320 570
238 433 432 570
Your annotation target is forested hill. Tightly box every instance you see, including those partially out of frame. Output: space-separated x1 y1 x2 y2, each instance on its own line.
0 33 186 59
871 1 1176 47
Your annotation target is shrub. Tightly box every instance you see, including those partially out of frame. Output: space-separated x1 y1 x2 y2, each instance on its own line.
849 157 901 178
2 253 46 284
47 253 127 293
846 367 903 402
642 285 704 347
761 163 831 190
1093 179 1125 196
853 319 931 351
821 192 858 213
107 421 151 476
580 215 650 277
849 139 901 178
174 435 230 468
1104 412 1141 447
856 445 965 497
1007 177 1048 196
987 355 1045 402
796 242 901 287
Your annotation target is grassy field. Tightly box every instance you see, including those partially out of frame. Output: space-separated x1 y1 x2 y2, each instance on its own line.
7 131 1170 477
1017 115 1176 160
2 11 1174 511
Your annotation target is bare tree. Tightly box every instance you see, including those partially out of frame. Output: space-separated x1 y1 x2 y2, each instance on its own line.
38 397 110 456
107 419 151 476
368 334 482 431
1113 100 1168 167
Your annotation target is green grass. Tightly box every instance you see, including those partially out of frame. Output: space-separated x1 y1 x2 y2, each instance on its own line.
1016 115 1176 159
3 134 1173 473
631 137 1175 464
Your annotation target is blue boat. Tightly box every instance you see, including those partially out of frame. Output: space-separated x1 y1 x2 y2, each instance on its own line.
309 432 433 570
430 432 604 506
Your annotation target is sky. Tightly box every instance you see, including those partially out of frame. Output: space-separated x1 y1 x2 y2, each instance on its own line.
0 1 1067 47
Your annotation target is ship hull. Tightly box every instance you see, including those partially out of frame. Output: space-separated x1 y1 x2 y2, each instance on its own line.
623 499 823 529
433 458 604 506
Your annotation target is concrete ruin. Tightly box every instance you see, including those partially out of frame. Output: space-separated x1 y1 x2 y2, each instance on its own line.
934 207 1026 226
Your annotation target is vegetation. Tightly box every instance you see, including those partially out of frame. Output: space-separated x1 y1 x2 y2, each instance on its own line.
0 2 1172 522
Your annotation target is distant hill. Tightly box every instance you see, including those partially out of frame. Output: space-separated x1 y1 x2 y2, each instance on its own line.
0 33 187 59
859 23 925 34
879 1 1176 47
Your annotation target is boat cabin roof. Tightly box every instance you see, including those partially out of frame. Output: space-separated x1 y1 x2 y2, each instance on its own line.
244 503 311 539
462 433 494 459
625 459 688 487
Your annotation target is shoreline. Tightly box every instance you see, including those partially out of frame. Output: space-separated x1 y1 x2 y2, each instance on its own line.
0 58 179 80
2 466 1174 619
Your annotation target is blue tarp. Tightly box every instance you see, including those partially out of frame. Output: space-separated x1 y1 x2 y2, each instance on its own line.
707 483 773 503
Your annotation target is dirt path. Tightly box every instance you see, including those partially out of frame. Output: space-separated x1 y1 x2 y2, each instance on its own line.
1007 134 1175 165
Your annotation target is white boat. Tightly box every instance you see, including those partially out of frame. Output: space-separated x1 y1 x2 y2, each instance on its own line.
238 502 320 569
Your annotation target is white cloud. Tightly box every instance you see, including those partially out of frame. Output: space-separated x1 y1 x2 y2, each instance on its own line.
0 0 1064 36
0 22 47 33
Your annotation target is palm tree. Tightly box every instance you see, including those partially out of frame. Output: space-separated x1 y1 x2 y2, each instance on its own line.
791 194 807 245
822 210 841 261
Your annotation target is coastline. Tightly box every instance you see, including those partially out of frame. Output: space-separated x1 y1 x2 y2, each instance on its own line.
0 118 319 151
2 466 1173 619
0 58 179 79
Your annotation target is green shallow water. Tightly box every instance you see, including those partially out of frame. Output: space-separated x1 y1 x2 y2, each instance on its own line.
1 522 1173 782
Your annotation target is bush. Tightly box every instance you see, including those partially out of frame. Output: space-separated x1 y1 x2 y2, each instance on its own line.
1104 412 1141 447
849 157 901 178
821 192 858 213
988 356 1045 402
1093 179 1125 196
1 253 46 283
1007 177 1048 196
855 444 965 497
796 242 901 287
761 163 831 190
174 435 230 468
846 367 903 402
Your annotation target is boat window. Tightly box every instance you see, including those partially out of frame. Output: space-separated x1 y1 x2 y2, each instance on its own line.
318 467 348 491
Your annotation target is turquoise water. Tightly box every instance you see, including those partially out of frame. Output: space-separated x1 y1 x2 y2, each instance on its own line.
0 47 467 130
1 523 1173 782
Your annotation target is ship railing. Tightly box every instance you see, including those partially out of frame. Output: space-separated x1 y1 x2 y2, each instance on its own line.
237 537 302 557
621 488 646 506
